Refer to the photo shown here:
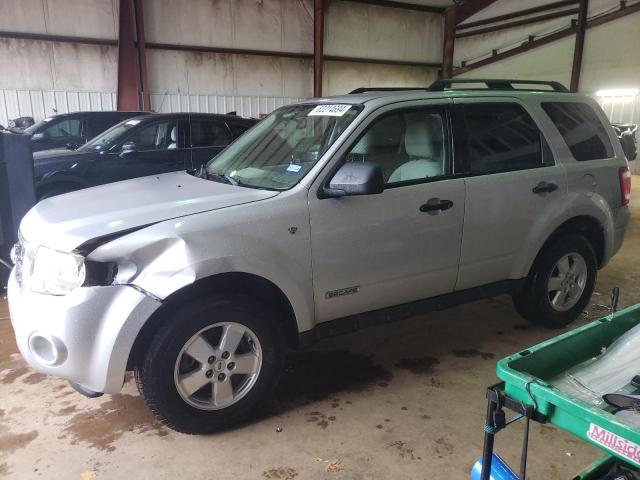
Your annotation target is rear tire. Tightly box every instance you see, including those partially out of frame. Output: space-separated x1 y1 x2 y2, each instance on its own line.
135 294 285 434
513 234 597 329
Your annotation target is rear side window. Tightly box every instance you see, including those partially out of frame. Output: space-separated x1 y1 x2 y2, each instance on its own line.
542 102 613 161
458 103 547 174
190 120 232 148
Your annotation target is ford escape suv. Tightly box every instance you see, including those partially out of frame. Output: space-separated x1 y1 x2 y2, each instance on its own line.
8 79 631 434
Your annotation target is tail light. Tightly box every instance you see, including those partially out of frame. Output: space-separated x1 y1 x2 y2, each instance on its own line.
620 166 631 206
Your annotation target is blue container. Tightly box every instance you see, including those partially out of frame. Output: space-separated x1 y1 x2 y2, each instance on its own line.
470 454 518 480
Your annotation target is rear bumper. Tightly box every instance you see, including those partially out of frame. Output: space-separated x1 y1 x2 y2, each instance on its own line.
606 205 630 265
8 271 161 393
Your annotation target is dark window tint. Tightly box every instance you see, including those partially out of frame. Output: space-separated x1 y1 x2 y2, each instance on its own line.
88 116 119 139
542 102 613 161
346 109 447 184
460 103 545 174
42 118 82 139
190 120 232 147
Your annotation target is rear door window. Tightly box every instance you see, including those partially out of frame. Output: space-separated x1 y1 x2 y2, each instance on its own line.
457 103 549 174
190 119 232 148
542 102 614 161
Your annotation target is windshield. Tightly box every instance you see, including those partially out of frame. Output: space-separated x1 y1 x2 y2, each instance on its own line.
206 103 361 190
79 118 144 152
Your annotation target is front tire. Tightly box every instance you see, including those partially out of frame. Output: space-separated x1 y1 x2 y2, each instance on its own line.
135 294 285 434
513 234 597 329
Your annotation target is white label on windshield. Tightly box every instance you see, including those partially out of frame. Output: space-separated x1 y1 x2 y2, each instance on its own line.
308 104 351 117
43 117 53 122
125 119 141 126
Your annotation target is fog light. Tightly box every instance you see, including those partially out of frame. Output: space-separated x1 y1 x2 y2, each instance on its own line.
28 334 67 366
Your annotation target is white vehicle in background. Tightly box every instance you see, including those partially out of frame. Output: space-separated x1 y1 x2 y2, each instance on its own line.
8 79 630 433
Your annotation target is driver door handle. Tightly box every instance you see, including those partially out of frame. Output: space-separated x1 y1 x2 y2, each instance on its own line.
420 198 454 213
532 181 558 194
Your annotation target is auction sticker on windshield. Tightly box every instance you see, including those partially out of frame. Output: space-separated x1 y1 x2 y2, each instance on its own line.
308 104 352 117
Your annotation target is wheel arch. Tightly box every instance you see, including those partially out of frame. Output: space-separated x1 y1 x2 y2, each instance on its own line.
126 272 299 371
36 173 90 199
527 215 605 280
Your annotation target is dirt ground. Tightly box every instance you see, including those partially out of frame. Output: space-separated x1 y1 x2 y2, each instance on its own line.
1 184 639 479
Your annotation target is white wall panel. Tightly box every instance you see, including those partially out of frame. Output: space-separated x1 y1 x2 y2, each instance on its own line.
144 0 313 53
149 93 305 118
455 0 640 96
0 0 118 38
580 13 640 93
147 49 313 98
145 0 233 47
0 0 48 33
457 37 574 87
323 61 438 96
324 1 443 63
0 89 116 126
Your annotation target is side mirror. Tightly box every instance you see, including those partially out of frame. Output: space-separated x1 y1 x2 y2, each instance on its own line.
66 142 79 150
119 141 136 157
323 162 384 198
32 132 46 141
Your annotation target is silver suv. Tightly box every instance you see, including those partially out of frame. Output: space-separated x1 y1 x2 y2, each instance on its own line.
8 79 631 433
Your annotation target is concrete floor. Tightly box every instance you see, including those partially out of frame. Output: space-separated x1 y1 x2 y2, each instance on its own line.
1 187 640 480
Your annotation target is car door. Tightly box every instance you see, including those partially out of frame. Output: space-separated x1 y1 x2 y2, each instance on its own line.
97 118 190 184
452 98 566 291
308 101 466 323
188 118 233 169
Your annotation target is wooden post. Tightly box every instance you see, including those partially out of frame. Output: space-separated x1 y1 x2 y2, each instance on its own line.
313 0 324 98
570 0 588 92
442 9 455 78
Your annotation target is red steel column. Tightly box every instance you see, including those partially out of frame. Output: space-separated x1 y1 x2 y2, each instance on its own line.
117 0 138 110
117 0 149 110
134 0 150 110
313 0 325 98
442 9 455 78
570 0 588 92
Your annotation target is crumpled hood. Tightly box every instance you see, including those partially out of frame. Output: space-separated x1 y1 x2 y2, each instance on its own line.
33 149 100 177
20 171 279 252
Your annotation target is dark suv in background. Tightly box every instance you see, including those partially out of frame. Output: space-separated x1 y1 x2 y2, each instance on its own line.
34 112 257 199
25 111 145 152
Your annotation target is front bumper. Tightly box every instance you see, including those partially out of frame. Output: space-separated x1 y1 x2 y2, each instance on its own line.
7 272 161 393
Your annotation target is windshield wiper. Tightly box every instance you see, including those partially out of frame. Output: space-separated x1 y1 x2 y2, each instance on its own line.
207 172 240 186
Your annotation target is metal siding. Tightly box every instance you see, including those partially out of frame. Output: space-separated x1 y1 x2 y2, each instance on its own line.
149 93 306 118
594 94 640 174
0 89 118 126
0 89 303 126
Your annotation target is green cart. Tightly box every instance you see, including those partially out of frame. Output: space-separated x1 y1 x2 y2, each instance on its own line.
478 295 640 479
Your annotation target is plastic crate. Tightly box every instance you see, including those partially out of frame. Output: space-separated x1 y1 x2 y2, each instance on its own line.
496 303 640 468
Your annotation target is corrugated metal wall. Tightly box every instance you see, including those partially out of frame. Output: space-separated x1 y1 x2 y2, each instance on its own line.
0 89 117 127
0 88 306 126
594 94 640 173
149 93 307 118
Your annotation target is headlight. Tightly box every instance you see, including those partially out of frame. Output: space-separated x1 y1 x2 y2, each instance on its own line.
27 246 86 295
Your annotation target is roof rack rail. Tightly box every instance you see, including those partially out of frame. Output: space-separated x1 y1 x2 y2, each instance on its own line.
427 78 569 92
349 87 425 94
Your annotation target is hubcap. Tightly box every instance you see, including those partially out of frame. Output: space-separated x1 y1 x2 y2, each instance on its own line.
547 252 588 312
174 322 262 410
